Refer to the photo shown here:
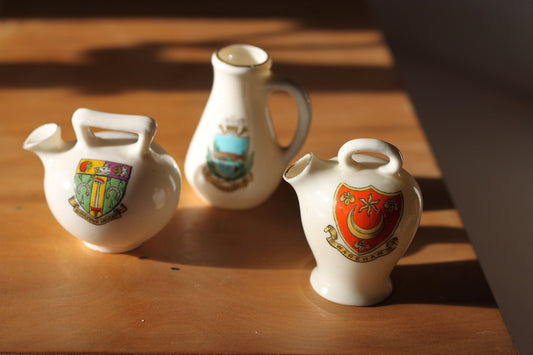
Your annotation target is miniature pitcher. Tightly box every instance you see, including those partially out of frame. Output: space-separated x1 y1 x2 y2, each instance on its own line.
185 44 312 209
283 138 422 306
24 108 181 253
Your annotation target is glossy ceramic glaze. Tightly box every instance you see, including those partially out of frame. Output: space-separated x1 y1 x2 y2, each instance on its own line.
24 108 181 253
185 44 312 209
284 138 422 306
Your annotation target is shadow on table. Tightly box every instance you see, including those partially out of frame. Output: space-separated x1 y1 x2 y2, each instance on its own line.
130 181 311 269
0 0 377 30
300 258 497 309
0 0 397 94
416 176 455 211
385 259 496 307
130 176 495 307
405 225 469 256
131 177 465 270
0 42 401 94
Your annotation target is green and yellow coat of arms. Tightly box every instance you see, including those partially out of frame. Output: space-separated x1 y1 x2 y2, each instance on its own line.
69 159 132 225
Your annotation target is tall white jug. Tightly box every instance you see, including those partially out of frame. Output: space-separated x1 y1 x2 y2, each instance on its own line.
185 44 312 209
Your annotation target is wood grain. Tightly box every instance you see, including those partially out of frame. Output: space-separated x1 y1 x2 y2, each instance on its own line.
0 2 515 353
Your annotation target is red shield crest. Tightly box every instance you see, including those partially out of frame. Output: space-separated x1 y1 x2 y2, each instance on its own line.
334 184 403 255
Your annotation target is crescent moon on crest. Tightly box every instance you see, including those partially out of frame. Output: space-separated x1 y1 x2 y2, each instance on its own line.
347 207 385 240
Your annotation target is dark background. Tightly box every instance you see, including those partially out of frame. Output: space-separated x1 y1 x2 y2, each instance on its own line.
367 1 533 353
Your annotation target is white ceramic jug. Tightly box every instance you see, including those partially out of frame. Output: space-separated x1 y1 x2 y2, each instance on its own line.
185 44 312 209
24 108 181 253
283 138 422 306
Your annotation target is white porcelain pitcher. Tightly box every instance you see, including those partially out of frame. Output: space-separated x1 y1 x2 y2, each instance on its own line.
185 44 312 209
283 138 422 306
24 108 181 253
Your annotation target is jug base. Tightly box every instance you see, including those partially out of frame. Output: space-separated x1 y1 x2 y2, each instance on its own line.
309 267 392 306
83 241 143 254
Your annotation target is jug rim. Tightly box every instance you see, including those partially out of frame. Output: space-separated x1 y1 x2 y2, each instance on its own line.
23 123 59 151
284 153 313 180
215 44 271 69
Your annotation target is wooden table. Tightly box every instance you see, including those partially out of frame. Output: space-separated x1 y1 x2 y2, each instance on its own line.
0 2 515 353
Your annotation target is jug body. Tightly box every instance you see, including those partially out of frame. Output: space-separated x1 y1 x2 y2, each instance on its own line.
284 138 422 306
24 108 181 253
185 44 311 209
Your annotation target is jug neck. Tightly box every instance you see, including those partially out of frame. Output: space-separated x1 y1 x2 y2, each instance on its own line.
283 153 335 189
212 44 272 78
23 123 72 164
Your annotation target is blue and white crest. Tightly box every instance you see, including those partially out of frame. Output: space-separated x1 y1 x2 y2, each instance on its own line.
204 116 254 191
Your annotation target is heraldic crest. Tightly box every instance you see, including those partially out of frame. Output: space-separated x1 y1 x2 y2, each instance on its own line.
324 183 403 263
203 116 254 191
69 159 131 225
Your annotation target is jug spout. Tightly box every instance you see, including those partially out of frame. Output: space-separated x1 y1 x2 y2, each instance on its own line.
23 123 70 163
283 152 334 190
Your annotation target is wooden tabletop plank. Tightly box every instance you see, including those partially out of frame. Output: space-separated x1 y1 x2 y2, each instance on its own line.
0 2 515 353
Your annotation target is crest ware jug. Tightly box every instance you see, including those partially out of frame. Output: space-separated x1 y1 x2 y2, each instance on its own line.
283 138 422 306
23 108 181 253
185 44 312 209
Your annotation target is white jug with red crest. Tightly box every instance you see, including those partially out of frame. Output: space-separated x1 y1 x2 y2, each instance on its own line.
185 44 312 209
283 138 422 306
23 108 181 253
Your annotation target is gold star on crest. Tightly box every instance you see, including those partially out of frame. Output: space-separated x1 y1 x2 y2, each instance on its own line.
358 193 380 216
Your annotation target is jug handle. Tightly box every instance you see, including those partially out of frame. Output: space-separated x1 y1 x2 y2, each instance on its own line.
266 76 312 164
338 138 403 175
72 108 157 156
